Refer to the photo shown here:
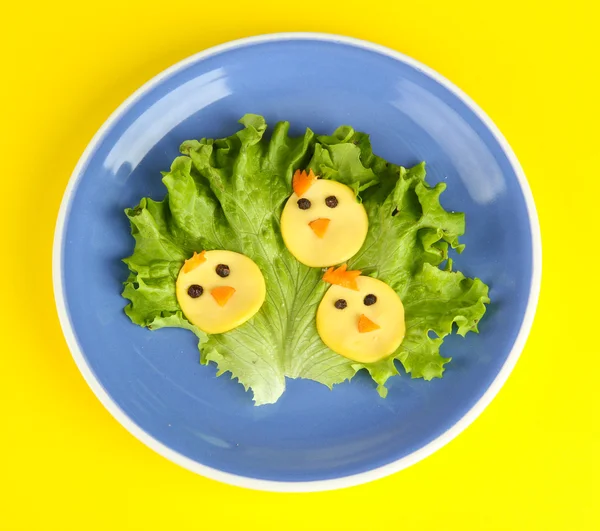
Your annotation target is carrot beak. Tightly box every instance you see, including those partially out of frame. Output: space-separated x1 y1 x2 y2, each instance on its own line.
358 314 380 333
308 218 331 238
211 286 236 307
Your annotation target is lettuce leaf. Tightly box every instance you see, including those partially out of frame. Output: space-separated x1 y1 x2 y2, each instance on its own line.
122 115 490 405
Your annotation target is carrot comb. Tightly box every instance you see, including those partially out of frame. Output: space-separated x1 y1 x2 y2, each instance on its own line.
322 264 361 291
292 168 318 197
182 250 206 273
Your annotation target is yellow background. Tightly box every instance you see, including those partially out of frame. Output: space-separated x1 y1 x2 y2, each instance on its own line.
1 0 598 529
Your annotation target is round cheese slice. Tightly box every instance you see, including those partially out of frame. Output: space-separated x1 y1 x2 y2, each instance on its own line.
316 276 405 363
176 250 265 334
280 180 368 267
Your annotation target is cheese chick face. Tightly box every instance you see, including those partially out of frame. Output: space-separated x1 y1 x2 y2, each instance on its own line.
176 250 266 334
317 267 405 363
280 170 368 267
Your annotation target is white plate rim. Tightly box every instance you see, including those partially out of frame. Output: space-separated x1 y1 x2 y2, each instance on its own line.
52 32 542 492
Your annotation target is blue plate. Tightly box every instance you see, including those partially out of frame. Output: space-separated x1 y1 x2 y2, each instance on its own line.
53 34 541 491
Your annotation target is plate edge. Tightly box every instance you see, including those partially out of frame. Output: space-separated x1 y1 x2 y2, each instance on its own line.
51 31 543 493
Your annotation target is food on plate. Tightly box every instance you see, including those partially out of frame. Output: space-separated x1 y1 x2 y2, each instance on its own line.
175 250 265 334
317 266 405 363
280 173 369 267
122 115 490 405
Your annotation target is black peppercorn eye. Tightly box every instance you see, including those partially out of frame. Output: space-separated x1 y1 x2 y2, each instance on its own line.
187 284 204 298
334 299 347 310
215 264 230 278
363 294 377 306
325 195 338 208
297 198 311 210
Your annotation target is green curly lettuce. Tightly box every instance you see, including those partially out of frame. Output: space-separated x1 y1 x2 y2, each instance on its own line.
122 115 490 405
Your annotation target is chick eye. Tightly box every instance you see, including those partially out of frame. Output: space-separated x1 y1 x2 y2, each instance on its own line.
216 264 230 277
297 198 311 210
187 285 204 298
325 196 338 208
334 299 347 310
363 294 377 306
